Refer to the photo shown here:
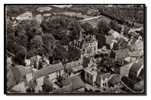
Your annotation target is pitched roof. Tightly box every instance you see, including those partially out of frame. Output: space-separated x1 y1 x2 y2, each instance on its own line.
34 63 63 79
108 74 121 87
120 63 133 77
53 84 72 93
70 76 85 90
129 62 143 80
53 76 85 93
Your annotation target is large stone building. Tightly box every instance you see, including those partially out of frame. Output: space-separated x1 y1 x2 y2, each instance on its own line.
82 35 98 57
84 66 97 86
65 58 83 74
96 73 111 88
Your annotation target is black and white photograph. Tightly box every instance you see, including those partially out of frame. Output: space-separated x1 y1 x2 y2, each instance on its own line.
4 4 146 95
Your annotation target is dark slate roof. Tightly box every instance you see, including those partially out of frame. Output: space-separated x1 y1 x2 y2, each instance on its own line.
34 63 63 79
108 74 121 87
128 61 143 80
70 76 85 90
53 76 85 93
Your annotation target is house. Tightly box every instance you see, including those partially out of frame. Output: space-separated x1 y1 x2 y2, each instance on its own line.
16 11 32 21
33 62 64 81
7 65 33 92
84 65 97 86
82 35 98 57
96 73 111 88
30 62 64 92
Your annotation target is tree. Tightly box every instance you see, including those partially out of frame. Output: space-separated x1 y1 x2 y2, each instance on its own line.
81 22 94 35
42 76 53 92
27 35 44 58
12 44 27 65
16 19 43 41
6 17 15 35
41 15 81 41
67 20 81 41
67 46 81 61
97 20 110 35
15 34 28 48
41 15 70 40
60 35 70 45
96 34 106 48
30 35 43 49
83 57 90 68
98 57 115 73
42 34 56 57
53 43 68 62
110 20 122 33
95 20 110 48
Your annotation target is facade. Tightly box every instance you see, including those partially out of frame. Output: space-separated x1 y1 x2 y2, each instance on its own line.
84 66 97 86
96 73 111 88
30 55 41 68
82 35 98 57
34 62 64 80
